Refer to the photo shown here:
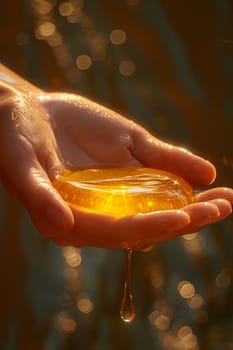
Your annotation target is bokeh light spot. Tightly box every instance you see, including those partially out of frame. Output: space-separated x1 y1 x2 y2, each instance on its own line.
183 233 205 255
188 294 204 309
38 21 56 37
119 60 136 76
110 29 126 45
59 2 74 16
154 314 170 330
47 32 63 47
76 54 92 70
34 0 53 14
56 313 77 333
77 295 94 314
178 281 195 299
182 233 197 240
62 247 82 267
177 325 193 339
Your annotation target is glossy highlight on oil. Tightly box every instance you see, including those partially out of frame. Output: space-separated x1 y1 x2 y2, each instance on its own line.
52 167 193 216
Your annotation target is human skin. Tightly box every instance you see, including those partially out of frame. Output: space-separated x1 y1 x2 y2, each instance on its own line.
0 63 232 248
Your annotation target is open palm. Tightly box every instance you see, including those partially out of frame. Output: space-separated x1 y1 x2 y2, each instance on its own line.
42 93 233 248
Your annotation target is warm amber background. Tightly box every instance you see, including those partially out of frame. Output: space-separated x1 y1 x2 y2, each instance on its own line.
0 1 233 349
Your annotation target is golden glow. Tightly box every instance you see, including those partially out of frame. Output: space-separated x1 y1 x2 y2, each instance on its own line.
53 167 193 217
26 0 230 333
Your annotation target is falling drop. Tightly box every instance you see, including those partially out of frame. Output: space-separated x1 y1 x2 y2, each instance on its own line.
120 248 135 322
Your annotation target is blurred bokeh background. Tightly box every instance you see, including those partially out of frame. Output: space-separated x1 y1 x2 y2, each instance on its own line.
0 1 233 349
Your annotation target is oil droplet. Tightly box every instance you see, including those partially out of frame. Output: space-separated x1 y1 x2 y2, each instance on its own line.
120 248 135 322
53 167 194 323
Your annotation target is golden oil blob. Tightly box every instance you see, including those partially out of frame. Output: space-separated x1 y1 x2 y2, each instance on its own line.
53 167 193 216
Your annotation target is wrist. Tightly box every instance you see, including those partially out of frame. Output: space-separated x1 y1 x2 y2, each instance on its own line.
0 83 16 101
0 68 24 97
0 71 21 85
0 78 26 99
0 64 43 96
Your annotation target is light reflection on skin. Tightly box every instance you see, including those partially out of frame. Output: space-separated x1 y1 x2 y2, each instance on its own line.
0 72 19 85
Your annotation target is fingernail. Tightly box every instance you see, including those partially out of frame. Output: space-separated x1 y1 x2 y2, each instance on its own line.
176 210 191 223
203 202 220 218
47 206 67 233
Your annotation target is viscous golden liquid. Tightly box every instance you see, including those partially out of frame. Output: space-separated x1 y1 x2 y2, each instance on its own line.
52 167 193 216
53 167 194 323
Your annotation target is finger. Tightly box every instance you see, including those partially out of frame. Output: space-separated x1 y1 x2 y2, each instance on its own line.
183 202 220 223
175 199 232 235
181 200 232 235
131 126 216 186
69 199 232 249
206 198 232 219
139 199 232 247
195 187 233 204
69 208 190 248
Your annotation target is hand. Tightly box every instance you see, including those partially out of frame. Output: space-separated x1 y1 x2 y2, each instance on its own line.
0 70 232 248
43 93 233 248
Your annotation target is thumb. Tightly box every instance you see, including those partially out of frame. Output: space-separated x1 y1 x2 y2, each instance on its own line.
26 165 74 239
131 127 216 186
2 152 74 240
